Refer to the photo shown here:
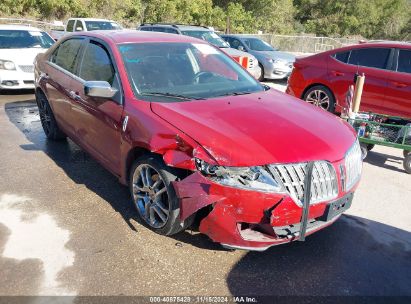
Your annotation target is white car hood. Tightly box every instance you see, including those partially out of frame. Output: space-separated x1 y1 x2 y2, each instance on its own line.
221 47 257 61
0 48 48 65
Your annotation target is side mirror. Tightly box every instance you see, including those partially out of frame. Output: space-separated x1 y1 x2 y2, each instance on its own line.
238 45 246 52
84 81 117 99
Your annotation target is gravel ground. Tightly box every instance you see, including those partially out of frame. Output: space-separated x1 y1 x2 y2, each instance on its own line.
0 88 410 297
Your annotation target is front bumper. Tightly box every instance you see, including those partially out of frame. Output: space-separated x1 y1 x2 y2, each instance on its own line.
0 70 35 89
264 62 293 80
248 65 262 79
173 168 357 251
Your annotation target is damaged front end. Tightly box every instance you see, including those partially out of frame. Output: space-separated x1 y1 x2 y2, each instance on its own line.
171 140 361 251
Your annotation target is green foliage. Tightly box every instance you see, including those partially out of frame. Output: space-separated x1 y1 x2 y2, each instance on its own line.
294 0 411 39
0 0 409 39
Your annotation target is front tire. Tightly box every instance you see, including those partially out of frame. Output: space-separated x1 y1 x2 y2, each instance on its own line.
36 92 66 140
303 85 335 113
129 155 186 235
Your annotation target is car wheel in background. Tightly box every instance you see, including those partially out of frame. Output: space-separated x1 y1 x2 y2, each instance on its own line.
404 150 410 158
360 143 368 160
257 63 264 81
129 155 189 235
303 85 335 113
36 92 67 140
404 154 411 174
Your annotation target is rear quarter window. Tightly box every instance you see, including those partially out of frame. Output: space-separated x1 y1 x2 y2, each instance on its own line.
333 51 350 63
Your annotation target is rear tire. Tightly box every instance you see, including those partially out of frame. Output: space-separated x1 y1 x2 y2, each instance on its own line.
257 64 265 82
36 92 66 140
129 155 190 236
303 85 336 113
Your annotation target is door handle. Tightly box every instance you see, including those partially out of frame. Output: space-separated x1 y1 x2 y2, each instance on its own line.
69 90 81 101
332 70 344 76
40 72 49 80
391 82 407 88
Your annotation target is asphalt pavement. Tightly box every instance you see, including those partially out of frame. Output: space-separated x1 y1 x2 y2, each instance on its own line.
0 86 410 297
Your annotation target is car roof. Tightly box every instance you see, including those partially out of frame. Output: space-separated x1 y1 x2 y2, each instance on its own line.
0 24 43 31
67 30 207 44
68 18 117 22
339 41 410 51
139 23 210 31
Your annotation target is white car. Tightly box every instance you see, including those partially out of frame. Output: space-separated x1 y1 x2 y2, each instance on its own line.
0 25 54 90
65 18 122 33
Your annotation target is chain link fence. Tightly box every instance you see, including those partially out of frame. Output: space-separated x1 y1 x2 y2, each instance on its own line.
235 34 361 54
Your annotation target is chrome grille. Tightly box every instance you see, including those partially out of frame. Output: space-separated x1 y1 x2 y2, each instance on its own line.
345 140 362 191
19 65 34 73
270 161 338 205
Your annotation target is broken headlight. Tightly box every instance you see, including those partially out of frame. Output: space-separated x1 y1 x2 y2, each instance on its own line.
195 159 284 193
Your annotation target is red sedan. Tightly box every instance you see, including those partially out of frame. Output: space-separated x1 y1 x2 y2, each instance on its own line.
34 30 362 251
286 42 411 118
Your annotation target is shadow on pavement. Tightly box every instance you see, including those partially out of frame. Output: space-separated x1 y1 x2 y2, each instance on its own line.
4 99 139 233
364 150 406 174
226 215 411 296
0 89 34 95
4 98 224 250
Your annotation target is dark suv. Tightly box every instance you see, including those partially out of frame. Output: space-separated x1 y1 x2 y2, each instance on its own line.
137 23 261 79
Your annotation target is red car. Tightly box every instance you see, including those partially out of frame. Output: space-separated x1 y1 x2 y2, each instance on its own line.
286 42 411 118
34 31 362 251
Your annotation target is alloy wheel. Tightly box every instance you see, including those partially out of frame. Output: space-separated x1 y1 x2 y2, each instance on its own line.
38 97 51 135
131 164 170 229
305 89 330 111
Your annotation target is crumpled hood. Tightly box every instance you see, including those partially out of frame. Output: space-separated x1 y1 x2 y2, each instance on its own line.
151 90 356 166
0 48 47 65
256 51 295 62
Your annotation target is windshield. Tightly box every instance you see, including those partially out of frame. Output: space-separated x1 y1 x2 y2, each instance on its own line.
181 30 228 48
243 38 277 51
85 21 122 31
0 30 54 49
119 42 263 101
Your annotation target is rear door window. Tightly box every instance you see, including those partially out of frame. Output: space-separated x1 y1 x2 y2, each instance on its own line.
164 28 178 34
79 41 115 84
139 27 152 31
50 38 84 75
348 48 391 69
152 27 166 32
397 49 411 74
66 20 75 32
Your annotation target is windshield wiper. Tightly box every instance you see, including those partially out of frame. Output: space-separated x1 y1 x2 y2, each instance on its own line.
221 91 253 97
140 92 204 100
